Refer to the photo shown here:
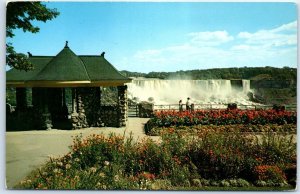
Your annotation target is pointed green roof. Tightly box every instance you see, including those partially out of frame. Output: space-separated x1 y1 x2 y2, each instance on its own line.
6 42 131 87
33 44 90 81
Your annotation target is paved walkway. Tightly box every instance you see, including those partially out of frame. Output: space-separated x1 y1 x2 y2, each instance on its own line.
6 118 157 188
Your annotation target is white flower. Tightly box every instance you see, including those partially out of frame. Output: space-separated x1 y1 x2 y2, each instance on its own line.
65 164 71 169
20 180 26 185
53 168 60 174
56 162 63 167
104 161 110 166
90 167 97 173
114 175 119 181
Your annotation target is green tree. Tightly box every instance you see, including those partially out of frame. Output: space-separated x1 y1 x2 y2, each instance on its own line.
6 2 59 71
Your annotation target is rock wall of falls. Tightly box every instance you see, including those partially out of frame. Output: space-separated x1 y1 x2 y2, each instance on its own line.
126 78 253 105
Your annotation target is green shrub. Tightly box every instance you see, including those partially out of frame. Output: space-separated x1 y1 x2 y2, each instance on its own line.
191 179 202 187
236 179 250 187
228 179 238 187
200 178 210 186
220 180 230 187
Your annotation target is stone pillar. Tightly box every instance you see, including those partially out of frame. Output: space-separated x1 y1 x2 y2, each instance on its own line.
78 87 102 127
16 88 27 111
77 90 88 128
70 87 89 129
117 85 128 127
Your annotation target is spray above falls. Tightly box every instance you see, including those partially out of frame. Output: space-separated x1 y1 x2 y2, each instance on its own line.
126 78 256 105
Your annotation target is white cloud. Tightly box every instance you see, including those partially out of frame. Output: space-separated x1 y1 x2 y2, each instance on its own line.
188 31 234 46
271 21 297 33
118 21 297 72
231 44 252 51
237 21 297 47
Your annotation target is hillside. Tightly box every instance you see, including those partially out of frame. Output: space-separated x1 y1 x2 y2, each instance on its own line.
121 66 297 81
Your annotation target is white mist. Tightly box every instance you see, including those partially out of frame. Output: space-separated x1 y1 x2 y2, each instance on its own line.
126 78 260 106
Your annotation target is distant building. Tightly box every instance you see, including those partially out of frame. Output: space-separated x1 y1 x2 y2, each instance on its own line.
6 42 131 130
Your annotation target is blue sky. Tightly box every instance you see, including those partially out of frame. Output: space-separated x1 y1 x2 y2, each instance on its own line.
8 2 297 73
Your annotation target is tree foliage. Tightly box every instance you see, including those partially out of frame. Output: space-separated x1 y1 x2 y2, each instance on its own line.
120 67 297 81
6 2 59 71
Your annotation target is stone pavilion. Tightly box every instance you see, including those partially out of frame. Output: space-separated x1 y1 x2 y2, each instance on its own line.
6 42 131 130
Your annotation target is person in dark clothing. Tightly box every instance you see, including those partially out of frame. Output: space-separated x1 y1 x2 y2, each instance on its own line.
179 100 183 112
186 97 191 112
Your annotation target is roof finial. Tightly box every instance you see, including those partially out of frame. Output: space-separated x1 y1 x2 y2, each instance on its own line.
65 41 69 48
101 52 105 57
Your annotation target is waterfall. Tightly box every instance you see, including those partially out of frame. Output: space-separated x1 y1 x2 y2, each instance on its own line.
242 79 251 94
126 78 253 105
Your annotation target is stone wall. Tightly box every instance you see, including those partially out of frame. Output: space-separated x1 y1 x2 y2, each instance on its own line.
100 105 120 127
70 87 128 129
138 101 154 118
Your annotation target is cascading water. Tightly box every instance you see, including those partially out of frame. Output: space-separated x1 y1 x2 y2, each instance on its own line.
242 79 251 94
126 78 256 106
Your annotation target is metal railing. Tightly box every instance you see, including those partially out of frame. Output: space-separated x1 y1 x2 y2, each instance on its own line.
154 103 297 111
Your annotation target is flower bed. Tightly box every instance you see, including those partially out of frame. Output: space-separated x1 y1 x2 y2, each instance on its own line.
145 109 296 134
16 131 296 190
147 124 296 136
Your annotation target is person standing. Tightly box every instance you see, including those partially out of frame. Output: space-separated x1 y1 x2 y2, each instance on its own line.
179 100 183 112
186 97 191 112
